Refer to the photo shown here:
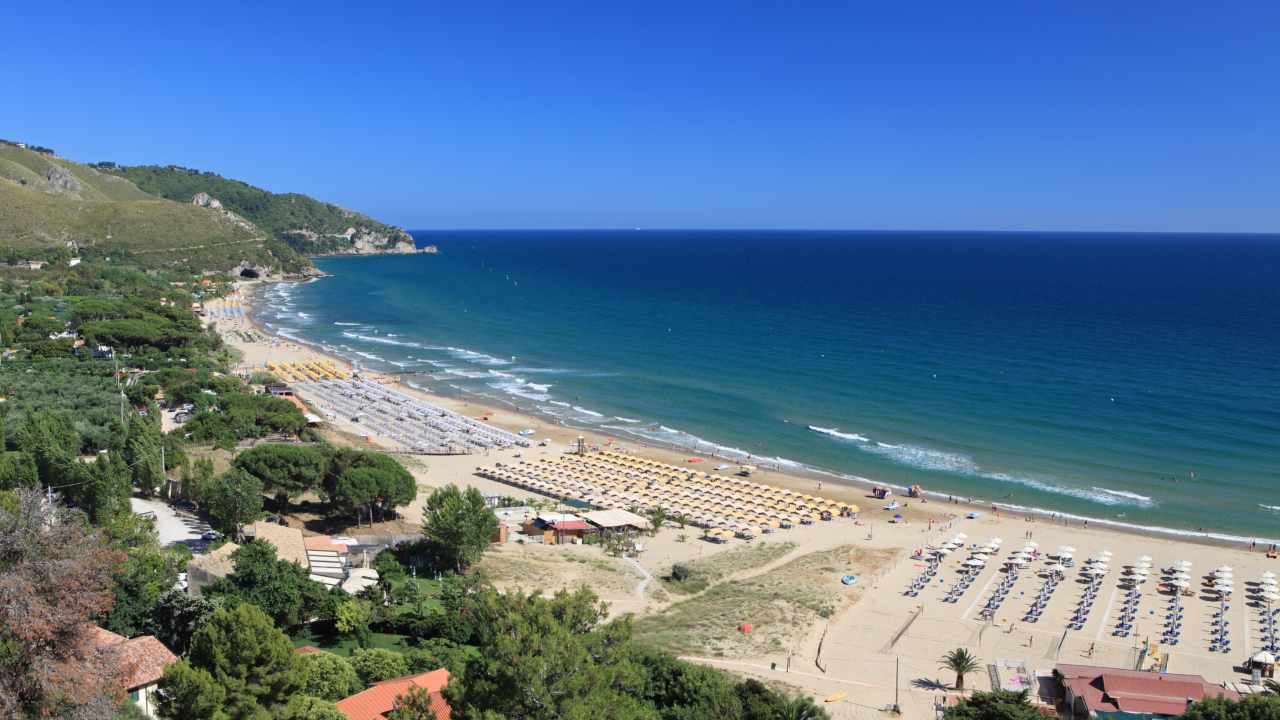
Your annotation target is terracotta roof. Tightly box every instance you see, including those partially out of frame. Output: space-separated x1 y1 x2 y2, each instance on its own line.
89 628 178 691
550 520 592 531
1057 664 1239 717
336 668 451 720
294 645 323 654
304 535 350 554
188 541 240 577
246 521 309 567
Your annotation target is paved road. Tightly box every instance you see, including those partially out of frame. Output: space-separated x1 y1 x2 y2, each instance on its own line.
131 497 214 552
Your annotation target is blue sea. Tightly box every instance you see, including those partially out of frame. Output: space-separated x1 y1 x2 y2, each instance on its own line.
256 230 1280 542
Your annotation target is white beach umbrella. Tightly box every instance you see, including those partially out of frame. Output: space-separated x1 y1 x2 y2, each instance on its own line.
956 533 968 539
1174 572 1191 580
1100 550 1113 557
1062 546 1076 554
1171 579 1189 588
1262 571 1277 579
1262 592 1280 603
1217 565 1234 573
1138 555 1152 562
1131 567 1149 576
1261 579 1278 588
937 547 952 555
1087 567 1107 576
1178 560 1193 567
966 558 986 567
991 537 1003 544
1026 541 1039 548
1252 651 1277 665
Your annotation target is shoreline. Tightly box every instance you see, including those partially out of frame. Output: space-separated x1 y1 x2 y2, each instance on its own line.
231 277 1279 551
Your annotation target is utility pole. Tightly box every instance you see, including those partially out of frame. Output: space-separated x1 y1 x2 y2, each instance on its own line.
893 656 901 714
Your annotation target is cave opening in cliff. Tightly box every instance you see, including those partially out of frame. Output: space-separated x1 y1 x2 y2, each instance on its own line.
239 268 260 279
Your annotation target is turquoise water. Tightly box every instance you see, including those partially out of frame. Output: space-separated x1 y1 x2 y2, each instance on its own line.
256 230 1280 541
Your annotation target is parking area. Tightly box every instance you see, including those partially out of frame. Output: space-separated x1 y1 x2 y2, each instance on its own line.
130 497 216 553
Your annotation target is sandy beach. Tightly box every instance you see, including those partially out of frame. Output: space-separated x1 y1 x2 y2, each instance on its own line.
204 281 1278 717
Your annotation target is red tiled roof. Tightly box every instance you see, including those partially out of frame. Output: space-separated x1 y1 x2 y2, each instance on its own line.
336 668 451 720
1057 664 1239 717
89 627 178 691
551 520 592 531
294 645 323 654
304 536 350 554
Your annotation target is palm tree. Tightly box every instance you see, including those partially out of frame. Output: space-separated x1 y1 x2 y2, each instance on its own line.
940 647 982 692
779 696 829 720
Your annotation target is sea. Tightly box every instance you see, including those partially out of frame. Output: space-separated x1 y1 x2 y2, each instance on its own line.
254 230 1280 543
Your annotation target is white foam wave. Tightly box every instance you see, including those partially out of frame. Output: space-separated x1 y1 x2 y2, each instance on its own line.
352 351 384 362
1260 505 1280 512
436 346 511 366
341 331 423 349
1091 487 1155 507
807 425 870 443
443 369 489 379
333 321 362 326
572 406 605 418
614 416 641 423
549 400 571 407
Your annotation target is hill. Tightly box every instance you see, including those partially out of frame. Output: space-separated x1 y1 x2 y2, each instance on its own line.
97 164 418 256
0 141 309 275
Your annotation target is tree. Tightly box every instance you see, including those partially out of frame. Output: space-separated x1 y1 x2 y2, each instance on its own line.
1183 694 1280 720
146 590 220 656
388 685 440 720
202 468 263 536
405 638 480 680
232 443 328 507
632 646 742 720
125 415 165 496
157 604 303 720
445 587 651 720
208 539 326 627
421 484 497 572
322 449 416 523
106 543 191 637
350 648 411 686
276 695 347 720
297 651 362 701
335 598 373 646
942 690 1042 720
646 506 668 535
0 490 127 720
155 662 226 720
940 648 981 692
779 697 829 720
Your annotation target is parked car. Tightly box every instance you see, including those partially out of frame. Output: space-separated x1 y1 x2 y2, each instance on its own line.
201 530 223 541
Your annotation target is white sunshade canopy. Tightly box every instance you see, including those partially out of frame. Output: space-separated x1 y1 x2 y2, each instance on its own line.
1262 571 1277 579
1262 592 1280 602
1171 579 1189 588
966 558 986 566
1138 555 1152 562
1252 651 1277 664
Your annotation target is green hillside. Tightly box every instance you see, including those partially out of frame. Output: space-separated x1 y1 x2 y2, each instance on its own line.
98 163 416 255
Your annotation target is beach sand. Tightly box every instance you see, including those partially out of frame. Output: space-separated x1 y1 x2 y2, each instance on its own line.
205 281 1275 716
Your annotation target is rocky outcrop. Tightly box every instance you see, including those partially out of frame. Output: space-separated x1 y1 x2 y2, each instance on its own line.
192 193 257 234
192 192 223 210
44 166 82 194
282 225 425 256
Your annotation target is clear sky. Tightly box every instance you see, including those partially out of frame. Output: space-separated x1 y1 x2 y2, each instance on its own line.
6 2 1278 232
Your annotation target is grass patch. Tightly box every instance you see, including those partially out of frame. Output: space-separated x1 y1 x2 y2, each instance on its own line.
635 545 897 658
289 627 412 657
661 541 796 595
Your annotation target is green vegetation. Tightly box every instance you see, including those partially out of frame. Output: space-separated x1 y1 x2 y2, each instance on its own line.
99 164 413 255
662 541 796 595
940 648 982 692
1182 694 1280 720
420 484 499 572
636 546 886 657
942 690 1042 720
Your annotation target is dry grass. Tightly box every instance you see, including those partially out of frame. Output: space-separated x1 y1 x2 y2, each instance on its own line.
635 545 899 658
476 543 642 610
661 541 797 595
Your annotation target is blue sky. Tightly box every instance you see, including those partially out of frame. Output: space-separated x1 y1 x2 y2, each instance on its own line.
6 2 1278 231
